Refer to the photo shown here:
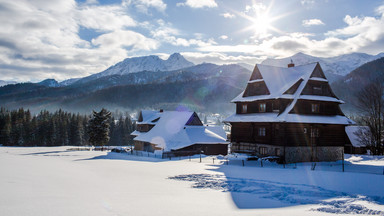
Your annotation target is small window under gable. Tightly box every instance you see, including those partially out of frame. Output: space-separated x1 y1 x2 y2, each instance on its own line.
259 103 266 112
311 103 320 113
242 104 248 113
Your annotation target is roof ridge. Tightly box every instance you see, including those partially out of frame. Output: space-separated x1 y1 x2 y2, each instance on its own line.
258 62 318 69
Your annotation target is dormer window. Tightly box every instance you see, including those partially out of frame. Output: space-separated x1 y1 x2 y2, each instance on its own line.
259 103 266 112
242 104 248 113
311 104 320 113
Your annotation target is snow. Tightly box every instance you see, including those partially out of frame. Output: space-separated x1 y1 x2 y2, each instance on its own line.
309 77 328 82
1 146 383 216
92 53 194 79
227 62 353 126
224 113 354 125
345 126 369 147
247 79 264 84
0 80 17 87
134 111 227 151
136 110 162 125
256 63 316 98
261 52 384 77
299 95 345 103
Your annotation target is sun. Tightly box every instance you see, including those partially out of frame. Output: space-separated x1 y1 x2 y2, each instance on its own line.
250 13 272 35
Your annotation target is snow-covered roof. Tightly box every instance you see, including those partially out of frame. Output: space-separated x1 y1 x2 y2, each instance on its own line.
298 95 344 103
227 62 353 125
232 63 318 103
345 126 369 147
256 63 316 98
137 110 162 125
224 113 355 125
133 111 228 151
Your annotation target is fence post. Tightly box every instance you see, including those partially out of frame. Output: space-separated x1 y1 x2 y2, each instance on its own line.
200 153 202 163
342 153 345 172
213 158 215 164
260 159 263 167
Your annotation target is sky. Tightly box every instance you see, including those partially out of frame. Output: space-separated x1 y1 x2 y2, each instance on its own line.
0 0 384 82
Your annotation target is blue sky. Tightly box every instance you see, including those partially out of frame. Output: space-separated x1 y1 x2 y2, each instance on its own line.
0 0 384 82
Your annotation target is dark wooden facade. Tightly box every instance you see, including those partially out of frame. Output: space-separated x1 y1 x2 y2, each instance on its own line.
226 62 352 162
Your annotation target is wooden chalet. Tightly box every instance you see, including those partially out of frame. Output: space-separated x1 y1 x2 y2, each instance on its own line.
131 110 228 156
224 62 354 163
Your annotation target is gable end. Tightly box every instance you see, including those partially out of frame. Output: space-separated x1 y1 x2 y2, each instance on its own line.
186 112 203 126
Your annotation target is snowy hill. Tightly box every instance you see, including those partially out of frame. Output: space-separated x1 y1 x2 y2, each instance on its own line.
0 80 17 87
262 52 384 81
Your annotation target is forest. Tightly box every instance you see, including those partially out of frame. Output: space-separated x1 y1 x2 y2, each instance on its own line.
0 107 135 146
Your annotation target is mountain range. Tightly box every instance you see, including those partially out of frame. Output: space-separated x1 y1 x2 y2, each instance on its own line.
0 52 383 114
261 52 384 82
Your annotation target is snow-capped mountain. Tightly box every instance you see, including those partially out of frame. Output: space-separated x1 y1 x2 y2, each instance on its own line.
261 52 384 78
59 78 81 86
89 53 194 79
38 79 60 87
0 80 17 87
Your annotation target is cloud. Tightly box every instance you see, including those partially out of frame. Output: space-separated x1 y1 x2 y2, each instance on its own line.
177 0 217 8
149 20 216 47
180 52 266 66
302 19 325 27
220 13 235 19
91 30 158 50
76 5 136 31
300 0 315 5
0 0 159 81
124 0 167 13
219 35 228 40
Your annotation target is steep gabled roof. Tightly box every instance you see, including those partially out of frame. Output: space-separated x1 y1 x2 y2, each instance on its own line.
233 63 317 102
137 110 162 125
133 111 228 150
225 62 354 125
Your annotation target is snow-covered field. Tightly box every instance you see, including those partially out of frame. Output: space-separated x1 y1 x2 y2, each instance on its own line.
1 147 383 216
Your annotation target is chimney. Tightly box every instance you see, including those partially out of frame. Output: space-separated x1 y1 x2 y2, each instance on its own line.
159 109 163 112
288 59 295 68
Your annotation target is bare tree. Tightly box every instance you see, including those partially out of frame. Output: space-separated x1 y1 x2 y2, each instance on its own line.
356 81 384 155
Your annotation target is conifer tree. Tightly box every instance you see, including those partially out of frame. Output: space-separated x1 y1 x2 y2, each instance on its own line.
88 108 111 146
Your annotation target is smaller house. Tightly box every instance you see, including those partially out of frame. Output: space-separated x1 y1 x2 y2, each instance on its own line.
131 110 229 156
345 126 368 154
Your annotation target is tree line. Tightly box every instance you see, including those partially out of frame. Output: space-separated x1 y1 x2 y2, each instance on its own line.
0 107 135 146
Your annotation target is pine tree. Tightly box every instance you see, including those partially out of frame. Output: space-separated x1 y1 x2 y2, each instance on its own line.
88 108 111 146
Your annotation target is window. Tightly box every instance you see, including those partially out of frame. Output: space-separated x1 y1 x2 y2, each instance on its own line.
311 128 319 138
259 147 268 155
313 86 322 94
242 104 247 113
311 104 320 113
275 148 281 156
258 127 266 136
259 103 266 112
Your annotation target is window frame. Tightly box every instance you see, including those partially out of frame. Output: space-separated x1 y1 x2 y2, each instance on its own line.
259 103 266 112
258 127 266 136
242 104 248 113
311 103 320 113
